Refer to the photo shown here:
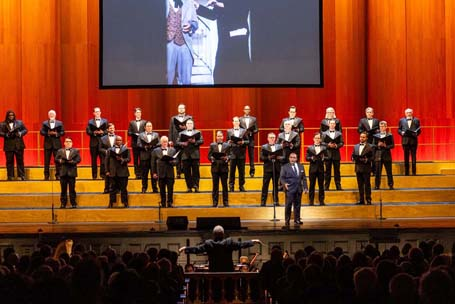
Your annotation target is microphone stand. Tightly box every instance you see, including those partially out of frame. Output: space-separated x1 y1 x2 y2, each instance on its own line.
49 175 58 224
270 159 280 223
378 188 386 220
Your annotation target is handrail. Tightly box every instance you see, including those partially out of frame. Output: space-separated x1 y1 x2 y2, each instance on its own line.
1 125 454 165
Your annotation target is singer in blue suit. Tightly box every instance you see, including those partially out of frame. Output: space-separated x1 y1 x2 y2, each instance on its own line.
280 153 308 226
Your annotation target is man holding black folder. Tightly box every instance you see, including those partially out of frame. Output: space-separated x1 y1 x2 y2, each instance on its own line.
306 132 327 206
358 107 380 142
176 119 204 192
208 131 231 207
398 108 421 175
152 136 177 208
373 121 395 190
137 122 160 193
352 132 374 205
227 117 249 192
239 105 258 177
169 104 193 178
321 120 344 191
260 133 283 206
277 120 301 164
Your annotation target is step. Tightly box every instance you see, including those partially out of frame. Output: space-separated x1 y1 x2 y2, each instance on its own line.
1 202 455 223
0 162 454 180
0 189 454 209
0 175 453 194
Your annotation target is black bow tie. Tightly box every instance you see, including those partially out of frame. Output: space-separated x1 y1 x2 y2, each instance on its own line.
174 0 183 8
314 145 320 147
367 118 372 121
136 120 141 122
360 143 365 146
96 119 100 121
407 118 412 121
109 135 115 137
66 149 71 151
162 149 167 151
330 131 335 133
49 120 55 123
147 133 152 135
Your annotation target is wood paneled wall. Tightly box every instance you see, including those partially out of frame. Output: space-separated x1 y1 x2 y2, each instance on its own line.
0 0 454 165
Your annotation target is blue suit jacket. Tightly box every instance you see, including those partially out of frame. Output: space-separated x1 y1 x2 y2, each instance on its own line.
280 162 308 194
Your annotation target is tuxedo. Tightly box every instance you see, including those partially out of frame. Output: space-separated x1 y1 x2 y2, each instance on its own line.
86 118 108 179
0 120 28 179
321 130 344 190
320 118 342 133
239 115 258 175
227 128 249 190
56 148 81 207
208 142 231 206
260 144 283 205
279 117 304 134
105 145 130 207
137 132 160 193
352 143 374 204
168 114 193 176
398 117 421 175
128 119 147 177
196 0 253 84
373 133 395 189
152 146 177 207
280 162 308 224
306 145 327 205
358 118 380 143
277 131 300 162
177 129 204 190
100 134 118 193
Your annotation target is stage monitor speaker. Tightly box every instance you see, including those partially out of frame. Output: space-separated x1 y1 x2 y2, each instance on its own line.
196 217 241 230
166 216 188 230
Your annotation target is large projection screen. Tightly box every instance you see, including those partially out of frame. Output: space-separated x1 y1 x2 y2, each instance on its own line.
100 0 323 88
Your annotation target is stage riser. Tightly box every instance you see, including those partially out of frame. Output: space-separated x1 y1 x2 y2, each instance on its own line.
0 175 454 193
1 204 455 223
0 189 454 208
0 161 454 180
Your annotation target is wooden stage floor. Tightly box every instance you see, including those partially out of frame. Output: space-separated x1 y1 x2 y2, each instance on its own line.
2 217 455 238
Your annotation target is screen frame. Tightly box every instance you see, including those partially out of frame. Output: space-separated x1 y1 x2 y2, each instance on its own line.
99 0 324 89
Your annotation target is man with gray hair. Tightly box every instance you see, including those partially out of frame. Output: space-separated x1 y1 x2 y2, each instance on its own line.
152 136 177 208
398 108 421 175
40 109 65 180
179 225 262 272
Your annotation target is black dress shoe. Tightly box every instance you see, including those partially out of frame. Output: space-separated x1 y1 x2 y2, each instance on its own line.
319 202 325 206
153 188 159 193
177 174 181 179
167 204 173 208
7 177 14 181
141 188 147 194
19 176 25 181
55 176 60 181
213 203 218 207
324 187 329 191
294 220 303 225
44 176 50 181
309 201 314 206
135 176 141 180
60 204 66 209
71 205 77 209
375 186 380 190
336 186 343 191
108 203 113 208
239 186 246 192
356 201 365 205
260 202 266 207
223 202 229 207
389 186 394 190
103 190 109 194
285 221 290 226
274 202 280 206
193 187 200 193
366 200 372 205
123 202 129 208
229 187 234 192
186 188 192 193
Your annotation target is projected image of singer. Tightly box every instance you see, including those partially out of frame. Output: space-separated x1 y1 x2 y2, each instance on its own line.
167 0 198 85
195 0 252 84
